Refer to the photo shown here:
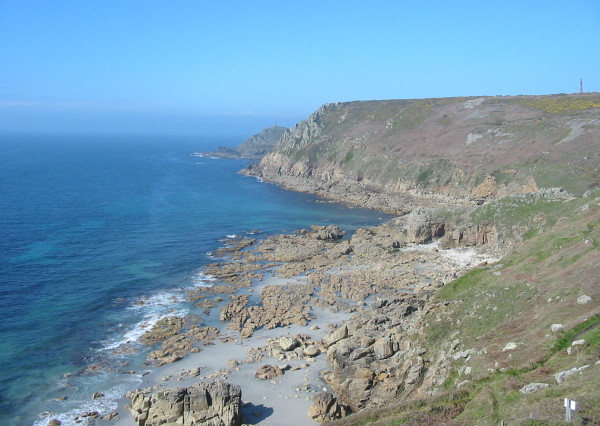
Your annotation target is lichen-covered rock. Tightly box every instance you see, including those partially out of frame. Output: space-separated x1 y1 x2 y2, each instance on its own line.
127 381 242 426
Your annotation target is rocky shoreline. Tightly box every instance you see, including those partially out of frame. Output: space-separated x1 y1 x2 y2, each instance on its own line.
82 209 501 426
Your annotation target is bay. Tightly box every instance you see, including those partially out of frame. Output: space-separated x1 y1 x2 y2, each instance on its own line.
0 134 387 424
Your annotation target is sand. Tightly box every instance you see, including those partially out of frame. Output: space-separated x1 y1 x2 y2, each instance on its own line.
108 303 351 426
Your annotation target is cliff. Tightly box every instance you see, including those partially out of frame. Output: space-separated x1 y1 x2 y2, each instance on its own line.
198 126 287 160
235 125 287 159
244 94 600 213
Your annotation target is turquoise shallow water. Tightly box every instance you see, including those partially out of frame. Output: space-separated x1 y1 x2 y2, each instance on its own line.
0 134 388 425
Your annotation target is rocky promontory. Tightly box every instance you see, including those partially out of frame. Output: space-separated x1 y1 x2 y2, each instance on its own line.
197 125 287 160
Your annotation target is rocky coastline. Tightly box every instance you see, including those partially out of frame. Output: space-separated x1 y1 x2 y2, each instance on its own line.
62 93 600 424
66 181 600 425
91 206 501 426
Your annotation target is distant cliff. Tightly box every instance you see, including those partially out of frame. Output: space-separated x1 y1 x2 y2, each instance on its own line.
243 94 600 213
198 126 287 160
235 125 287 159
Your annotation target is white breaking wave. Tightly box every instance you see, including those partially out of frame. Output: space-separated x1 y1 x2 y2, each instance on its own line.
33 375 141 426
191 271 216 287
101 291 189 351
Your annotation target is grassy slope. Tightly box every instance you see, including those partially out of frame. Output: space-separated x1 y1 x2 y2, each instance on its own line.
330 192 600 425
266 94 600 199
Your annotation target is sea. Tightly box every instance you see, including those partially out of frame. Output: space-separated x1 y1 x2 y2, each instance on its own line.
0 134 388 425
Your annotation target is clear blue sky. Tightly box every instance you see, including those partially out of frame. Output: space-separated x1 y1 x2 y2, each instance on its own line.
1 0 599 136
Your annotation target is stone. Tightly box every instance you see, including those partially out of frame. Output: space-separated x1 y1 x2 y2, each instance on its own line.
48 420 61 426
550 323 564 333
307 392 350 422
567 339 588 355
373 339 395 360
92 392 104 399
502 342 518 352
519 383 550 394
554 365 590 384
303 345 320 357
323 324 348 348
255 364 283 380
278 336 297 351
577 295 592 304
101 412 119 421
309 225 345 240
128 381 242 426
452 349 474 360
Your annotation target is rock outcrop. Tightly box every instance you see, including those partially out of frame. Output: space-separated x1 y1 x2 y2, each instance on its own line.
235 126 287 159
321 298 435 411
197 126 287 160
127 382 242 426
308 392 350 422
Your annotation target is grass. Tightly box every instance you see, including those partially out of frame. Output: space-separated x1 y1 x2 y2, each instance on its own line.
516 95 600 113
552 314 600 353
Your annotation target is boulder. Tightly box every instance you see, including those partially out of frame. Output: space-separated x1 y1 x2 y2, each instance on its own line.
278 336 297 351
373 339 395 360
519 383 550 394
323 325 348 348
303 345 320 357
407 208 444 244
554 365 590 384
128 381 242 426
308 392 350 422
255 364 283 380
502 342 518 352
567 339 588 355
309 225 345 240
577 295 592 305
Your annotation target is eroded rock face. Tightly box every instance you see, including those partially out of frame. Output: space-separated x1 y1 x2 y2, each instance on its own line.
308 391 350 422
321 298 431 411
127 381 242 426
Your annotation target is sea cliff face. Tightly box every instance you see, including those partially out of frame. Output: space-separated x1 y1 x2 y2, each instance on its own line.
244 94 600 213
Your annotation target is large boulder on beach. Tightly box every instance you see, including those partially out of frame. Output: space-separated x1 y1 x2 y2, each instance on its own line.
255 364 284 380
127 381 242 426
278 336 297 351
309 224 345 240
308 392 350 422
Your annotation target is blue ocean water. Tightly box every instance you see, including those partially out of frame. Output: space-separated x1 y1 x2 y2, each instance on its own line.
0 134 387 425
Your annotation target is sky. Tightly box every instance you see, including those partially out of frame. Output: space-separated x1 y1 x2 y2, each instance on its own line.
1 0 599 136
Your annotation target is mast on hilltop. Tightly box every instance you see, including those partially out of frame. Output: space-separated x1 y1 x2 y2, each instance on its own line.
580 78 583 94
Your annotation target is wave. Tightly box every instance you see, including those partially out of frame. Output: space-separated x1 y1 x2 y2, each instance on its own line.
191 270 216 287
33 374 141 426
101 290 189 351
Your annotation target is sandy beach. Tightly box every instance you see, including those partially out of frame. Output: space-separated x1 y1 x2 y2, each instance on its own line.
99 227 499 426
110 303 352 425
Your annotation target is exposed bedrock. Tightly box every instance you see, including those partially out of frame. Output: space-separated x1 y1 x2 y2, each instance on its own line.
127 381 242 426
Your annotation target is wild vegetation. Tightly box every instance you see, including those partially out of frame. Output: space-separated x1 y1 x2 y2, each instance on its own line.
329 191 600 425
